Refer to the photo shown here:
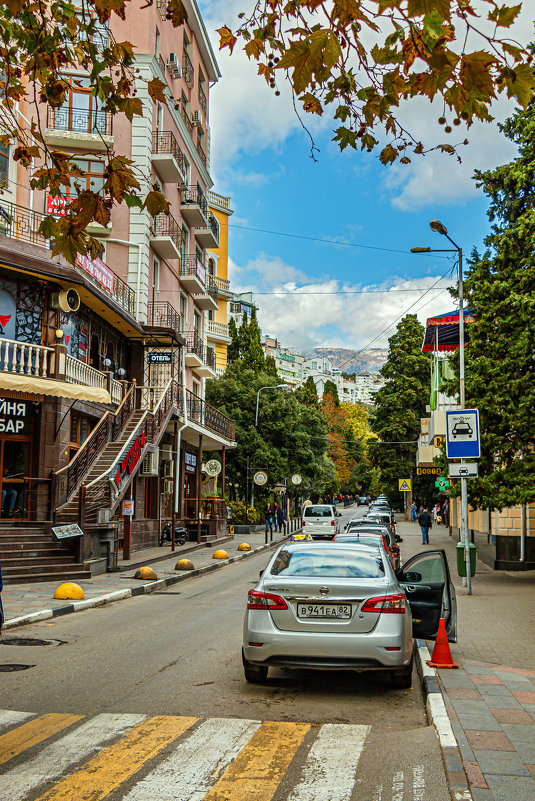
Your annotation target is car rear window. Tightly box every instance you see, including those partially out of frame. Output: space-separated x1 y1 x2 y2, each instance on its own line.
270 548 385 578
304 506 333 518
336 535 384 547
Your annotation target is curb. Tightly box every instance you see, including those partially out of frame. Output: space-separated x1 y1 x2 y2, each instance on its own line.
3 536 288 630
415 639 473 801
116 534 233 572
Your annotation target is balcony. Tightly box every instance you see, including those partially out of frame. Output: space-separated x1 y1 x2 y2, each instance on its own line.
151 131 186 184
183 51 194 88
198 84 207 115
44 106 113 151
196 345 216 378
206 320 231 344
208 191 231 211
185 387 235 442
180 185 208 227
196 139 207 167
150 212 182 260
156 0 167 19
194 275 218 312
180 255 206 294
195 212 219 248
145 301 182 343
184 331 204 368
214 275 231 297
180 104 194 138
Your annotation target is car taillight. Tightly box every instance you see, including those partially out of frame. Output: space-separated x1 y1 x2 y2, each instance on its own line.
247 590 288 610
361 593 406 614
331 520 335 526
302 520 305 526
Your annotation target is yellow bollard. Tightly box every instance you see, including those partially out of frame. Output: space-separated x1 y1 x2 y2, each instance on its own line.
175 559 195 571
213 549 229 560
237 542 251 551
53 582 85 601
134 566 158 580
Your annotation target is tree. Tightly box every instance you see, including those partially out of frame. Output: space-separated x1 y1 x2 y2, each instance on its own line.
300 376 319 406
227 317 240 364
447 99 535 509
265 354 278 376
218 1 533 164
371 315 429 498
239 308 266 373
323 379 340 406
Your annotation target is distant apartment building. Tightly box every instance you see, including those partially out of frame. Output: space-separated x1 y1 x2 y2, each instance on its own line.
229 292 257 328
262 338 304 388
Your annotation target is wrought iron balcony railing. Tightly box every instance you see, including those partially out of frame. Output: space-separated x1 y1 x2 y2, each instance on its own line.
184 330 204 360
151 211 183 251
208 212 220 242
198 84 207 115
181 185 208 216
196 140 206 166
180 104 194 137
181 255 206 285
182 51 194 88
206 276 218 303
185 387 235 440
146 301 182 338
158 54 166 75
46 105 113 136
152 131 185 173
205 345 216 370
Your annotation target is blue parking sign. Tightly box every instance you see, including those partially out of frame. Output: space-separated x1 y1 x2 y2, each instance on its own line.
446 409 480 459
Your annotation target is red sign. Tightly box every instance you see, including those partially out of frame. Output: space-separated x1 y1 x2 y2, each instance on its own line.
196 258 206 285
113 430 146 489
46 195 72 216
76 253 115 294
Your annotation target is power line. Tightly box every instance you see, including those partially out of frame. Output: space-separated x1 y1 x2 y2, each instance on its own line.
246 286 451 296
229 223 452 258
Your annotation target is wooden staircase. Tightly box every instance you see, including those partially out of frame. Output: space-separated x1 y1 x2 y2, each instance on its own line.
0 526 91 585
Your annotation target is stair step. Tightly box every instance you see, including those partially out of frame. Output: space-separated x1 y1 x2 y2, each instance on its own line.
0 536 56 544
0 556 76 568
2 562 89 576
4 569 91 585
0 546 71 555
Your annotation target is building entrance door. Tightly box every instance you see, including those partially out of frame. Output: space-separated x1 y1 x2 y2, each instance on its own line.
0 438 32 518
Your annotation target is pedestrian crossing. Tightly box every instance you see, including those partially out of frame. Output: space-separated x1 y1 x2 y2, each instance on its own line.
0 709 444 801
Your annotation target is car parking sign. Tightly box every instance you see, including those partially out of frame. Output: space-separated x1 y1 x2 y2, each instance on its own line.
446 409 480 458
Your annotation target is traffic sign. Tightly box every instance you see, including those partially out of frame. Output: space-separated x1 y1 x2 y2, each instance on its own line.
448 462 479 478
398 479 411 492
446 409 480 459
435 478 450 490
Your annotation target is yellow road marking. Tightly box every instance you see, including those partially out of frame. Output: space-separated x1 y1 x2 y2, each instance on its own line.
203 720 311 801
0 713 83 766
34 715 197 801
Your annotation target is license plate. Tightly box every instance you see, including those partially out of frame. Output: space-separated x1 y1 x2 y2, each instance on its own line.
297 603 352 619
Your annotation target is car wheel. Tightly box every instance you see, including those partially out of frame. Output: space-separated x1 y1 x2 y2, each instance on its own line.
391 657 413 689
242 650 268 683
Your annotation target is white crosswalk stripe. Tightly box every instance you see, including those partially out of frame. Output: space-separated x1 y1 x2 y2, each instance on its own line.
0 713 145 800
287 723 370 801
0 709 35 731
122 717 261 801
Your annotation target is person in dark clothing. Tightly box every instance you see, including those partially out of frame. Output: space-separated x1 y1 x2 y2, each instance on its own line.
276 504 285 534
264 503 273 536
418 508 432 544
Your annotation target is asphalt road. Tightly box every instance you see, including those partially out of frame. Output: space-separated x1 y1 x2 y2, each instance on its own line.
0 504 452 800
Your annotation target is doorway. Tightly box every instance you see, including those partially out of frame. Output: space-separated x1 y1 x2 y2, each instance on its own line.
0 438 32 518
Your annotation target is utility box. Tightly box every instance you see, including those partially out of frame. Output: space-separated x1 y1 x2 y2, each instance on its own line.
457 541 477 577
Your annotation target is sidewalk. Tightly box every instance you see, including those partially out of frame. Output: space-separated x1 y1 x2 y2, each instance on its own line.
1 527 287 629
400 518 535 801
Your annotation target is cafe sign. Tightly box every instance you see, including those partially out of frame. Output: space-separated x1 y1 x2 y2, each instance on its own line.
113 429 146 489
0 399 31 435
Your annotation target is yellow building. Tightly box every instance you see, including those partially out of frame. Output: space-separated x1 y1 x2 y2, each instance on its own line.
206 191 233 374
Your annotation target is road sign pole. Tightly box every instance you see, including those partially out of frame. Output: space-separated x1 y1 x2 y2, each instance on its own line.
457 247 472 594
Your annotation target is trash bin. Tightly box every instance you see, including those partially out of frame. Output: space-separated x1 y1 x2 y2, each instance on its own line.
457 541 476 577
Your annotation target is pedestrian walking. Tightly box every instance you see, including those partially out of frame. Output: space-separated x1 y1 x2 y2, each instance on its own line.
302 497 312 510
276 504 285 534
411 502 417 523
418 508 432 544
264 503 273 537
443 500 450 527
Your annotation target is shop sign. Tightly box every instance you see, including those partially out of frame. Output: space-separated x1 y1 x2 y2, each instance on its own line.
113 429 146 489
0 399 31 435
52 523 84 540
147 352 172 364
122 499 135 516
46 195 72 216
196 258 206 285
185 452 197 473
417 466 442 476
76 252 114 294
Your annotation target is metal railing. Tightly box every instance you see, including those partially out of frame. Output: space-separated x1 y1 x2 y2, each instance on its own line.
106 271 136 316
181 185 208 217
198 84 207 115
0 198 48 248
65 354 107 390
0 338 53 377
184 330 204 360
180 104 194 136
158 54 166 75
205 345 216 370
207 320 230 339
157 0 167 19
214 275 230 293
147 301 181 338
151 211 182 252
182 51 194 88
46 105 113 136
185 386 235 440
206 275 219 304
208 212 220 243
196 140 206 166
181 255 207 285
151 131 185 174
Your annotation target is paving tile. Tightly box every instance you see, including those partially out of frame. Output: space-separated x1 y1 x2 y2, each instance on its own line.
473 750 529 776
524 704 535 720
510 742 535 764
478 685 515 697
445 704 459 722
500 723 535 743
472 674 505 685
438 672 476 689
457 713 503 732
448 687 483 700
465 730 515 751
463 760 489 789
490 708 534 724
495 671 534 683
451 721 475 761
512 691 535 704
485 774 535 801
526 765 535 780
465 664 497 675
470 789 495 801
481 695 523 710
452 699 494 714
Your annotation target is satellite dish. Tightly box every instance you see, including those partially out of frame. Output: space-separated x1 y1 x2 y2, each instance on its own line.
204 459 222 477
291 474 302 485
254 471 268 486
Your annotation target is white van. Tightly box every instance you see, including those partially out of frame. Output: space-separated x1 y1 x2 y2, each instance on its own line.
302 504 341 539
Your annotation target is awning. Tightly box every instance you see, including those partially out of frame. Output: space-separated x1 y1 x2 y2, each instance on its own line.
0 372 112 404
422 309 475 353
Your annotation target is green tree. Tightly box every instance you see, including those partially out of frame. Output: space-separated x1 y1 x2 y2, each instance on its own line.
300 376 319 406
371 315 429 499
448 100 535 509
265 355 278 377
227 317 240 364
323 379 340 406
239 307 266 373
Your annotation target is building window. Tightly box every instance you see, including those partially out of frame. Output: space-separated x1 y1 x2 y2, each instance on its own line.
207 258 215 276
68 158 105 196
180 293 187 327
69 414 93 461
53 76 105 134
193 310 200 332
155 27 160 58
0 144 8 188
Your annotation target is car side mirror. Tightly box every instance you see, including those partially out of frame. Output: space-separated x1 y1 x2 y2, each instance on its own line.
395 535 402 543
399 570 422 583
259 570 264 577
338 512 342 517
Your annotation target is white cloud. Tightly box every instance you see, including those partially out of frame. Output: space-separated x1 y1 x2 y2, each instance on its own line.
230 254 454 351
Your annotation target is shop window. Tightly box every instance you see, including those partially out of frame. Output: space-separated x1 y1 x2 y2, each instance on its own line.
69 414 93 460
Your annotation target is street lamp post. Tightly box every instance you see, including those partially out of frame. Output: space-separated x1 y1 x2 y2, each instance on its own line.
251 384 287 507
412 221 471 593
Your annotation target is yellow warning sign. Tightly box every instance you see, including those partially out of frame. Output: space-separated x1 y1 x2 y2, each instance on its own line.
398 479 411 492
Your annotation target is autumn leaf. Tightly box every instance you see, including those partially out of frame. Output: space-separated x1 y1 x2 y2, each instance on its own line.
488 3 522 27
379 143 398 164
166 0 188 27
407 0 451 20
143 189 170 217
500 63 535 108
277 29 342 94
301 92 323 114
459 51 497 100
148 77 168 104
244 38 265 59
104 157 140 202
117 96 143 121
217 26 238 54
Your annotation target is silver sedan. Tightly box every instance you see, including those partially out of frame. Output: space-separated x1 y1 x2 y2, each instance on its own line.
242 542 456 688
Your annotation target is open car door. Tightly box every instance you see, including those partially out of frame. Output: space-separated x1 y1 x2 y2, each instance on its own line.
397 549 457 641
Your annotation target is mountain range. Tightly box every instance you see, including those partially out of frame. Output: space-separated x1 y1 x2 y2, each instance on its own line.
305 347 388 375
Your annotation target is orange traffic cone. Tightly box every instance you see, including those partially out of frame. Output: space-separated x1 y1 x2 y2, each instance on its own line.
426 617 458 669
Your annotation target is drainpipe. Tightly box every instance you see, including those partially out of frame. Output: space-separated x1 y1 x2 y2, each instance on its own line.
102 238 143 320
16 105 35 213
174 344 188 516
520 504 526 563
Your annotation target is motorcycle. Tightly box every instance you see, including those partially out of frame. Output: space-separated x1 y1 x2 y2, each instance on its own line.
159 522 188 546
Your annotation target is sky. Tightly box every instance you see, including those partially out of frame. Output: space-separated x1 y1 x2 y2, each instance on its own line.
199 1 534 353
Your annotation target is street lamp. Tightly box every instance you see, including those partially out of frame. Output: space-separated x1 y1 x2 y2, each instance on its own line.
412 220 472 593
251 384 288 507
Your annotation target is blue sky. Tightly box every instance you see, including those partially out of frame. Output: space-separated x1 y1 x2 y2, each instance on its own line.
200 1 532 352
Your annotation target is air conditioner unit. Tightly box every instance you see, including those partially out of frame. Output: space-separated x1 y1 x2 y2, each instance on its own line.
167 53 181 78
191 110 203 128
163 478 174 494
163 460 174 478
141 451 159 476
160 444 172 461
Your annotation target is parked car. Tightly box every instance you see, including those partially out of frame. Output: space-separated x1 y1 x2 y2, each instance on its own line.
302 504 341 539
333 532 398 570
344 524 400 569
242 544 457 687
366 510 397 539
358 496 368 505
